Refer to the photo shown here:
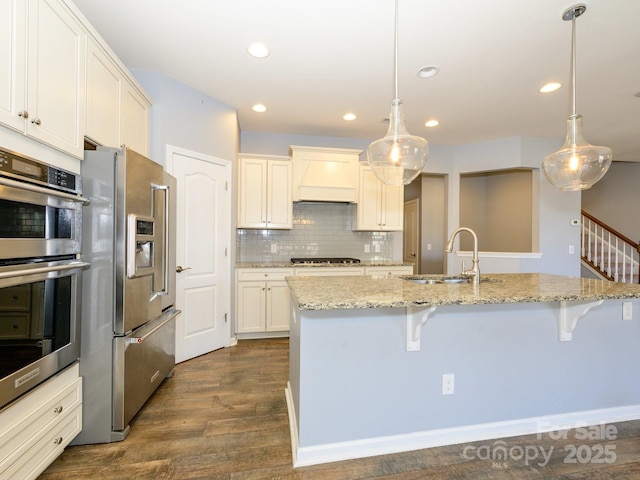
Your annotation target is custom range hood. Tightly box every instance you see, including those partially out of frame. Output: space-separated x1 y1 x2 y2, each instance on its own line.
290 146 362 202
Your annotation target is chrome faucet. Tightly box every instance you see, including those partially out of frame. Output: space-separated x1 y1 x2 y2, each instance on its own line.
445 227 480 285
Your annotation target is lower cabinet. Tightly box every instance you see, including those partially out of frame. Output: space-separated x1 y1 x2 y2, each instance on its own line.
235 265 414 337
236 268 294 335
0 363 82 480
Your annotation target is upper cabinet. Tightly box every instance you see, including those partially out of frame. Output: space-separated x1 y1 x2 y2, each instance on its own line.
121 83 150 156
1 0 151 160
1 0 86 158
355 166 403 231
237 154 292 229
85 37 120 148
85 36 150 156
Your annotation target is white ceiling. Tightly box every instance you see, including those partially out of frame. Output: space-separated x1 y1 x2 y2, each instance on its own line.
73 0 640 161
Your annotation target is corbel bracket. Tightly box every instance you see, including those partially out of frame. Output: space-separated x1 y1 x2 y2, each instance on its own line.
558 300 604 341
406 305 437 351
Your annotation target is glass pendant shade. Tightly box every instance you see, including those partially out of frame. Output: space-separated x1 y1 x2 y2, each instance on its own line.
367 99 428 185
542 114 612 191
542 3 612 191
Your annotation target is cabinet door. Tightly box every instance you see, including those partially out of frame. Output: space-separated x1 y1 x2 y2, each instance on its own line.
266 159 292 229
238 157 267 228
26 0 85 158
266 280 290 332
121 84 149 156
85 38 121 147
356 167 383 230
236 281 266 333
380 183 404 231
0 0 26 131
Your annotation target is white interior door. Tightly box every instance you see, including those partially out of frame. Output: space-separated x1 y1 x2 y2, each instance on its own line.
167 145 231 363
403 199 419 273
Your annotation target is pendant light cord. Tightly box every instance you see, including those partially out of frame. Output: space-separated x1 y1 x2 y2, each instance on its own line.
394 0 399 101
570 17 577 117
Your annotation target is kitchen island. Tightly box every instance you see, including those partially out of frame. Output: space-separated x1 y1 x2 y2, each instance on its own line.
285 273 640 466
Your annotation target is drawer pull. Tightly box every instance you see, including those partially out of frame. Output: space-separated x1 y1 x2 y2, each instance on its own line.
54 406 63 414
53 436 63 445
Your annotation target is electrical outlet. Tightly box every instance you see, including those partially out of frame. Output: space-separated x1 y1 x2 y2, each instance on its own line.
442 373 455 395
623 302 633 320
270 243 277 253
427 243 432 251
364 244 370 253
568 245 575 254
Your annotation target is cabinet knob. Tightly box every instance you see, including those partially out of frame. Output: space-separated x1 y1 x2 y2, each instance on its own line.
31 117 41 125
53 437 64 445
54 406 64 414
18 110 29 119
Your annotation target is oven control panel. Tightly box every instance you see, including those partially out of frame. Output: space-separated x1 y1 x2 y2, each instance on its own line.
0 148 81 195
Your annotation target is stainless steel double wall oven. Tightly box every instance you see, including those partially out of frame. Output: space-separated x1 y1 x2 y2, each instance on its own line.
0 148 87 409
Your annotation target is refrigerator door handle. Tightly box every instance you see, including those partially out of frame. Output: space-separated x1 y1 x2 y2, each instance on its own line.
128 309 181 345
152 184 170 296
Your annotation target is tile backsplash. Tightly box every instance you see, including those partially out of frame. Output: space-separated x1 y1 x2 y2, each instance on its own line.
236 203 394 262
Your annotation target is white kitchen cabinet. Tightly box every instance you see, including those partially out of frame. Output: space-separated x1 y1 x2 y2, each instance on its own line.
0 0 26 132
0 363 82 480
364 265 414 277
0 0 86 158
85 37 151 154
85 37 121 148
236 268 294 334
355 166 403 231
121 82 150 156
238 154 292 229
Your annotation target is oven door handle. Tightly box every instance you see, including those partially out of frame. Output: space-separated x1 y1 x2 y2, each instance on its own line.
128 309 181 345
0 176 89 204
0 261 89 279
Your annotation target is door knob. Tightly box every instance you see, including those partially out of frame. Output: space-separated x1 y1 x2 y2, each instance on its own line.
176 266 192 273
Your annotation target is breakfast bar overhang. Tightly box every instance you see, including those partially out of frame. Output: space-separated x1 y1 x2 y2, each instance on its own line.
285 273 640 467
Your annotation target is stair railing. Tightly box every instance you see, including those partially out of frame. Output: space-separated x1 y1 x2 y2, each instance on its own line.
581 210 640 283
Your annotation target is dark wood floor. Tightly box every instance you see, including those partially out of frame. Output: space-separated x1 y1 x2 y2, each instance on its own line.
40 338 640 479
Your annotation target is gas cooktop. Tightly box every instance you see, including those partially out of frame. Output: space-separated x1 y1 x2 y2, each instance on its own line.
290 257 361 265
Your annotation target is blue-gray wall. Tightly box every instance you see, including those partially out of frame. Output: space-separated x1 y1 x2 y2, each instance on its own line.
133 71 239 166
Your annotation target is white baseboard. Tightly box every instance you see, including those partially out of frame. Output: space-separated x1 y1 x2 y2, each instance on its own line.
285 401 640 467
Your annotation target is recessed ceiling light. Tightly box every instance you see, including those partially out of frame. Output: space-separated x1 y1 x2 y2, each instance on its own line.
252 104 267 113
248 43 270 58
343 113 357 121
425 120 439 128
417 66 439 79
539 82 562 93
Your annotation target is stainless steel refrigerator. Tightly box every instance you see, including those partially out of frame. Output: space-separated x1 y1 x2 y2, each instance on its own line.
73 146 180 444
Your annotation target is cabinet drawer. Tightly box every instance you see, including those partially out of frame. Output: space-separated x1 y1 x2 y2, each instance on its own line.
1 404 82 480
0 284 31 311
0 313 30 338
237 268 294 282
294 267 364 277
0 371 81 474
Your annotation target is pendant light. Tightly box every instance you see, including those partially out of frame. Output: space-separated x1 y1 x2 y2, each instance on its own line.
542 4 612 191
367 0 428 186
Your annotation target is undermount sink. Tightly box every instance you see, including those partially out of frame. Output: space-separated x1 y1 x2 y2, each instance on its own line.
400 275 502 285
400 276 471 285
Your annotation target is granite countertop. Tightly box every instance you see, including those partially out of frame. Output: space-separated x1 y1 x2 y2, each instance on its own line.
236 261 412 269
286 273 640 310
